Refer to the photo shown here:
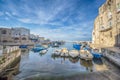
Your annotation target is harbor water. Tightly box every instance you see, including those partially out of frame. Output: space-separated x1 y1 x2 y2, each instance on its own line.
13 42 110 80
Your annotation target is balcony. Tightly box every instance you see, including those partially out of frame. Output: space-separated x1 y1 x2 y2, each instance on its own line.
99 25 112 32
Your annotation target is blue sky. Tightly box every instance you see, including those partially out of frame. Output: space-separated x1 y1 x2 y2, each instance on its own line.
0 0 105 41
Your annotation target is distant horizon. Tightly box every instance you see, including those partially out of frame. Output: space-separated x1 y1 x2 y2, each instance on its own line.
0 0 106 41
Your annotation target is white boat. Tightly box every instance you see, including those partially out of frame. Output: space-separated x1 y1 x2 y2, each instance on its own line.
40 49 48 54
42 45 49 48
53 49 61 56
60 48 69 57
69 50 79 58
80 50 93 60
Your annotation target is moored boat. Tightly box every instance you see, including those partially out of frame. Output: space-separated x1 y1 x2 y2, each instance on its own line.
80 50 93 60
32 47 44 52
40 49 48 54
60 48 69 57
73 43 81 50
69 50 79 58
19 45 28 48
53 49 61 56
91 49 102 59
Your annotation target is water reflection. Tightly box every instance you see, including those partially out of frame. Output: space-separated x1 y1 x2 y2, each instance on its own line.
13 43 109 79
93 58 103 65
21 49 29 54
80 59 93 72
51 55 79 64
69 57 79 63
93 58 108 71
39 52 47 56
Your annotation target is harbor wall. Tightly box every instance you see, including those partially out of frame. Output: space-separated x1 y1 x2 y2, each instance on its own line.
0 46 21 75
101 48 120 68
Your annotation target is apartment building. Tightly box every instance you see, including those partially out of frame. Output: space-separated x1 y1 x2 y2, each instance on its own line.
0 28 13 42
11 27 30 43
92 0 120 47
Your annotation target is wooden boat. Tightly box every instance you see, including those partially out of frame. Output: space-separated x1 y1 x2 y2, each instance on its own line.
69 50 79 58
60 48 69 57
91 49 102 59
80 50 93 60
40 49 48 54
53 49 61 56
73 43 82 50
42 45 49 49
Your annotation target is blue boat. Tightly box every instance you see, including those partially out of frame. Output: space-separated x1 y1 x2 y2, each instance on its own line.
32 47 44 52
73 44 82 50
83 46 91 51
32 44 46 52
19 45 28 48
91 52 102 59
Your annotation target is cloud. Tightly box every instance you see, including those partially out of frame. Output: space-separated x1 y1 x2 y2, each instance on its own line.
18 18 31 23
0 0 105 41
5 12 12 17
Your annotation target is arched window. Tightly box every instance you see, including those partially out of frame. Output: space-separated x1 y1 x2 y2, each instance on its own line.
2 30 7 34
22 37 26 40
3 40 7 42
14 38 19 40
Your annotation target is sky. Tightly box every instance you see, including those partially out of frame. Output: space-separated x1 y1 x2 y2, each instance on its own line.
0 0 105 41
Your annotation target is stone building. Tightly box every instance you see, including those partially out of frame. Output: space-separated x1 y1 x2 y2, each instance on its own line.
92 0 120 47
11 27 30 43
30 34 38 42
0 28 13 42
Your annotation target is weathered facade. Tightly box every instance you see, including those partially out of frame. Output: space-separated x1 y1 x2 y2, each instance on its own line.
0 27 30 44
11 27 30 43
0 28 13 42
92 0 120 47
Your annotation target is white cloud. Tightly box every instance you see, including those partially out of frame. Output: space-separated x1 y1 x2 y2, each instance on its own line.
5 12 12 17
18 18 31 23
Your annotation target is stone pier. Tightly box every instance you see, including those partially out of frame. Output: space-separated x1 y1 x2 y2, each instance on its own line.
0 46 21 75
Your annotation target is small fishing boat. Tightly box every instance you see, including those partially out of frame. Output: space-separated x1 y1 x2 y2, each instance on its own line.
40 49 48 54
19 45 28 48
60 48 69 57
69 50 79 58
51 42 60 47
42 45 49 49
91 49 102 59
32 47 44 52
73 43 81 50
80 50 93 60
53 49 61 56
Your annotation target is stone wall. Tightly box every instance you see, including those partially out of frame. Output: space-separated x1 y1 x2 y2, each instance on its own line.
92 0 120 47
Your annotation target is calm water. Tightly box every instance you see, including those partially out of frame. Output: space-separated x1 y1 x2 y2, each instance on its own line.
14 42 108 80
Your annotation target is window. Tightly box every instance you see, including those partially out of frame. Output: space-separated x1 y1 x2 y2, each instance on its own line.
22 37 26 40
2 30 7 34
14 38 19 40
108 20 112 27
110 32 112 37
